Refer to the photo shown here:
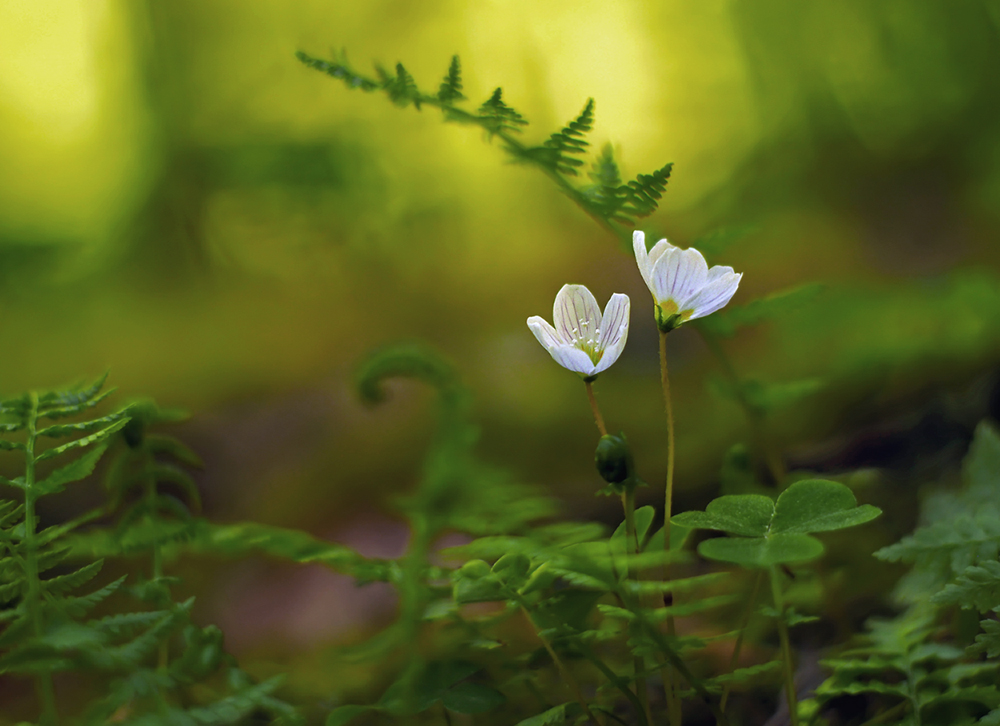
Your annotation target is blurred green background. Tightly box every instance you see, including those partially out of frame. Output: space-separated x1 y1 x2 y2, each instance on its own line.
2 0 1000 659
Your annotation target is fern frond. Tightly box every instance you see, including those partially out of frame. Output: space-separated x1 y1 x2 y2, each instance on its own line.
35 418 129 462
378 62 422 109
41 559 103 595
36 409 130 438
618 162 673 221
437 55 466 103
541 99 594 175
294 50 379 91
33 443 109 495
38 388 115 420
477 88 528 137
933 560 1000 612
59 575 126 617
89 610 172 638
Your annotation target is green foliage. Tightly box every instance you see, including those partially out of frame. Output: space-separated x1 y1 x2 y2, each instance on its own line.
816 605 1000 726
876 422 1000 602
296 50 676 237
673 479 881 567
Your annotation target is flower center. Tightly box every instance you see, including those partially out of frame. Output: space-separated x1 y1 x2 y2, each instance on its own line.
571 319 603 365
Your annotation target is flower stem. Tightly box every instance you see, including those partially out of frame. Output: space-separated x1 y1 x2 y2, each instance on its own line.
520 605 604 726
658 330 681 726
585 380 607 436
23 393 57 726
720 571 764 712
621 488 653 726
770 567 799 726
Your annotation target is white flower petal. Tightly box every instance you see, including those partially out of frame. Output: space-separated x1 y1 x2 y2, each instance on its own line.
548 344 598 375
651 247 709 304
593 295 630 374
527 316 564 350
681 272 742 320
597 293 630 352
705 265 735 283
647 238 676 271
553 284 602 344
632 231 653 291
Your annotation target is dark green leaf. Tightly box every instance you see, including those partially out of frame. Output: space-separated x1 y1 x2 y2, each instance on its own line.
35 418 129 462
442 682 506 714
699 533 825 568
771 479 882 534
672 495 774 537
33 443 108 495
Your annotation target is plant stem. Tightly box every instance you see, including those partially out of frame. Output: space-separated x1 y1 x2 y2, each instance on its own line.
144 451 169 672
23 393 57 726
857 700 909 726
585 380 608 436
576 642 649 726
720 571 764 712
658 330 681 726
770 567 799 726
520 606 604 726
621 488 653 726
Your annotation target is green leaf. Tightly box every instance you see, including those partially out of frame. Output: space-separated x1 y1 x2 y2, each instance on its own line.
41 559 103 595
38 387 115 420
771 479 882 534
33 443 108 495
442 682 506 714
672 495 775 536
35 418 129 462
972 620 1000 658
35 410 130 438
932 560 1000 612
514 703 576 726
699 533 825 568
327 705 375 726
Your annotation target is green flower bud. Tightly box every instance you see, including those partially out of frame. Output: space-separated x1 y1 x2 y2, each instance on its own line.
595 434 634 488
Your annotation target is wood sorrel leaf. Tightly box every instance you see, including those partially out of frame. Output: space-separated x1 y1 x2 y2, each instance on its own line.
771 479 881 534
672 479 881 568
671 494 774 537
699 532 825 568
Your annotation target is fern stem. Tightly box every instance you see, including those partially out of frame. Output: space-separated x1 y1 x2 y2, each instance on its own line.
620 487 653 725
585 380 608 436
658 330 682 726
23 392 58 726
519 605 604 726
720 570 764 712
769 567 799 726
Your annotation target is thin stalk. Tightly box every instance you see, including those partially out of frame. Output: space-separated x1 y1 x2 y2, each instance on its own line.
621 488 653 726
576 642 649 726
520 605 604 726
629 607 727 726
144 452 169 671
857 700 909 726
585 380 608 436
658 330 681 726
770 567 799 726
720 571 764 712
23 393 57 725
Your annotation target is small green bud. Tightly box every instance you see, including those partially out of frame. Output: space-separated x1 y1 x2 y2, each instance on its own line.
595 434 634 488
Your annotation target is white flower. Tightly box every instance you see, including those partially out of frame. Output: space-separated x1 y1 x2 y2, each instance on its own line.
527 284 630 378
633 230 742 332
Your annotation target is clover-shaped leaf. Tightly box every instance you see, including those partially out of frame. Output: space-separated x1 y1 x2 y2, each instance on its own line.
672 479 881 568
